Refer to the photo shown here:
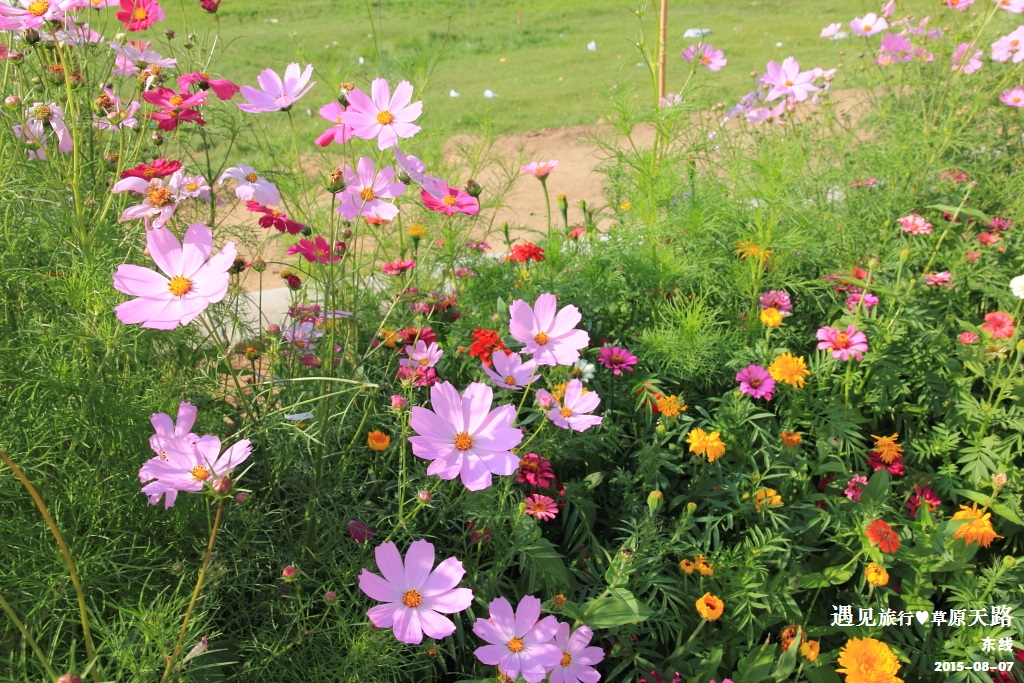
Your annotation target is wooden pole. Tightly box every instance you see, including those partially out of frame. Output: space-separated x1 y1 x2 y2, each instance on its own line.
658 0 669 101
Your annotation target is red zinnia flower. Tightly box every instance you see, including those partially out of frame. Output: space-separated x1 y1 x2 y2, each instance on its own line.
468 328 507 368
246 202 304 234
120 157 181 180
509 242 545 263
866 519 900 553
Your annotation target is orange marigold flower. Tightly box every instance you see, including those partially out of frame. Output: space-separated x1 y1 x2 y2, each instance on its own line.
735 239 774 262
836 637 904 683
367 430 391 451
865 519 900 553
780 625 803 651
768 353 810 388
951 503 1001 548
800 640 820 663
780 431 802 448
864 562 889 586
754 487 783 512
679 559 695 574
695 592 724 620
694 555 714 577
870 433 903 464
656 395 686 417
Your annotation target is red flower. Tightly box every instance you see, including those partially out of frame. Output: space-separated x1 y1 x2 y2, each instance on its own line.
509 242 545 263
468 328 506 367
866 519 900 553
199 0 221 12
117 0 165 31
120 158 181 180
398 327 436 348
246 202 304 234
866 450 905 475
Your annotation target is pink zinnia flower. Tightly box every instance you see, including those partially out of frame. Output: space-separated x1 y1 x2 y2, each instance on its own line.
400 340 443 370
898 214 932 235
958 331 979 345
286 236 345 263
850 13 888 37
907 485 942 518
509 293 590 367
482 351 539 390
990 217 1013 231
550 623 605 683
397 365 439 387
817 324 869 361
547 379 602 432
220 165 281 206
336 156 405 221
139 435 251 509
736 364 776 400
524 494 559 521
846 291 879 312
472 595 563 683
763 57 818 102
246 202 303 234
238 63 315 113
358 540 473 645
422 186 480 216
521 160 559 179
952 43 984 73
682 43 726 71
345 78 422 150
382 259 416 276
981 311 1015 338
517 453 555 488
347 520 374 544
844 474 868 501
409 381 522 491
314 101 353 146
116 0 164 31
978 231 1002 246
112 223 236 329
597 345 638 375
759 290 792 315
923 271 952 287
178 71 240 100
966 251 981 262
1001 87 1024 107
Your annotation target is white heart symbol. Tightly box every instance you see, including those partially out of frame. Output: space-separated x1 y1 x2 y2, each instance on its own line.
915 611 929 624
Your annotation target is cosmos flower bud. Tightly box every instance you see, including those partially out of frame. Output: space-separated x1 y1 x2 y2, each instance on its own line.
418 490 432 502
390 394 408 410
324 591 338 603
152 133 164 146
22 28 40 45
4 95 21 108
235 491 249 504
211 477 232 494
250 257 267 273
164 29 175 39
465 179 482 197
56 674 81 683
282 565 297 580
265 323 281 336
326 167 346 193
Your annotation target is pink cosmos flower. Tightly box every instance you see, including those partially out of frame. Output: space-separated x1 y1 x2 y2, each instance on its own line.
980 311 1015 338
907 485 942 518
898 214 932 235
117 0 164 31
109 41 176 76
382 259 416 276
238 63 315 113
220 165 281 206
247 202 303 234
881 0 896 17
345 78 422 150
509 294 590 367
845 474 868 501
521 160 559 179
923 271 952 287
996 0 1024 12
482 351 539 390
682 43 726 71
143 86 207 112
314 101 353 146
422 186 480 216
347 520 374 543
336 157 405 221
94 87 141 130
1000 87 1024 107
455 267 478 278
846 291 879 313
945 0 976 8
735 364 776 400
113 223 236 329
178 72 240 100
549 623 605 683
877 33 913 64
517 453 555 488
23 102 73 154
524 494 559 521
409 381 523 491
472 595 563 683
547 379 602 432
817 324 869 361
393 147 448 198
358 540 473 645
286 237 345 263
659 93 683 108
597 345 638 375
952 43 984 74
400 340 443 370
139 435 251 509
763 57 818 102
111 174 182 228
0 0 74 30
283 321 322 352
958 331 979 345
992 27 1024 62
759 290 793 315
147 401 199 462
821 22 843 38
850 13 888 37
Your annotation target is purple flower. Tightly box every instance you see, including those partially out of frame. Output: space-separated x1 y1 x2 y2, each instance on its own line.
347 520 375 543
139 435 252 509
472 595 563 683
763 57 818 102
509 294 590 367
735 364 776 400
597 345 638 375
408 381 522 491
845 474 868 501
345 78 423 150
846 291 879 313
548 622 605 683
482 351 539 390
758 290 792 315
358 540 473 644
682 43 726 71
335 156 405 221
547 379 602 432
238 63 315 113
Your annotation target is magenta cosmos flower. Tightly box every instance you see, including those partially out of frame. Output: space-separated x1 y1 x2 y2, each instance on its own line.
597 345 638 375
472 595 563 683
113 223 236 330
117 0 164 31
400 340 443 370
0 0 74 31
547 379 602 432
509 293 590 367
683 43 726 71
314 101 353 147
358 540 473 645
422 186 480 216
1000 87 1024 107
409 381 522 491
736 364 775 400
178 71 240 100
220 165 281 206
763 57 818 102
286 236 345 263
139 435 252 509
345 78 422 150
336 156 405 221
549 623 605 683
482 351 539 390
521 160 559 179
817 324 869 361
238 63 315 113
524 494 559 521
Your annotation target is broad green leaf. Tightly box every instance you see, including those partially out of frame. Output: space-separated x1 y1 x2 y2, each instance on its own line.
581 587 651 628
736 642 775 683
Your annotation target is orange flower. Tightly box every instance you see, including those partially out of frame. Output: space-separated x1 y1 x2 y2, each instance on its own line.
865 519 900 553
870 434 903 464
768 353 810 388
694 555 714 577
735 239 774 262
754 488 783 512
656 395 686 417
760 307 783 327
951 504 1001 548
695 592 724 620
780 431 802 448
836 637 904 683
687 428 726 462
864 562 889 586
367 430 391 451
679 559 695 575
780 625 803 651
377 328 399 349
800 640 820 662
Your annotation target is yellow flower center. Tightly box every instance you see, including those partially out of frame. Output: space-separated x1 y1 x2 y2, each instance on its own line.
244 172 258 183
504 375 516 385
835 332 849 347
185 182 199 192
534 331 549 345
507 637 524 653
784 79 794 87
169 95 184 107
191 465 209 481
28 1 49 16
376 110 395 125
168 276 193 297
360 188 376 201
402 589 422 608
560 652 572 667
560 407 573 418
443 194 457 206
418 357 430 366
200 71 210 79
863 23 872 31
147 187 173 207
610 354 623 364
454 432 473 450
133 7 147 20
33 105 52 122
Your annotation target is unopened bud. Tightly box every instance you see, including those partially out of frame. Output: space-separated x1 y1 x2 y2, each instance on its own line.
234 491 249 504
265 323 281 336
557 193 568 211
22 28 40 45
340 228 353 239
152 132 164 146
1003 555 1015 568
326 167 346 193
282 565 297 579
212 477 232 494
4 95 21 108
300 225 312 237
171 561 184 574
164 29 175 39
324 591 338 603
465 178 482 198
418 490 432 502
56 674 81 683
647 490 664 515
249 257 267 273
686 502 697 514
390 394 408 410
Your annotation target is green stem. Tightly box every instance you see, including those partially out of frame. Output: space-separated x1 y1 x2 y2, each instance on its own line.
0 591 58 680
540 179 552 238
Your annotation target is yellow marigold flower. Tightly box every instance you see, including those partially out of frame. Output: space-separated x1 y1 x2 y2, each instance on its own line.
657 395 686 417
619 200 632 211
694 555 714 577
769 353 810 388
407 223 427 238
760 307 783 327
780 431 802 448
951 503 1001 548
367 430 391 451
870 433 903 464
754 488 783 512
735 239 774 262
864 562 889 586
686 428 726 462
679 559 695 574
836 637 904 683
800 640 820 663
378 328 399 349
695 592 724 620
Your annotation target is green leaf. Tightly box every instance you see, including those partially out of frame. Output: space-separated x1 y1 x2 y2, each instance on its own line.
991 502 1024 527
771 637 800 680
581 587 651 628
805 666 843 683
519 536 571 588
861 469 891 506
736 642 775 683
